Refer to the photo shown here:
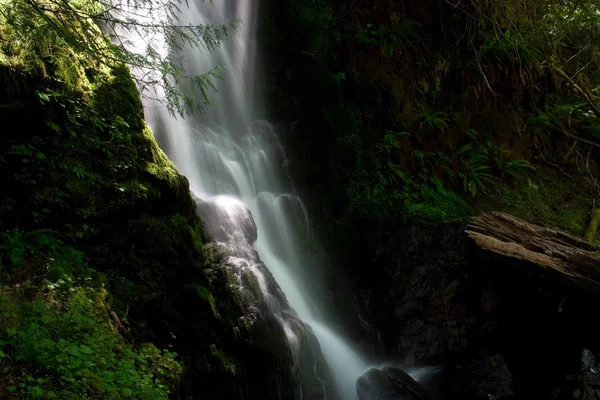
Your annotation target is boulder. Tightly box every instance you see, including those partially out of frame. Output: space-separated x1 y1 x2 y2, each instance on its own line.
357 367 431 400
554 349 600 400
447 352 513 399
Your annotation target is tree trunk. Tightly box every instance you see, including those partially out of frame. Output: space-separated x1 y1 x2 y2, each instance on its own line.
466 212 600 298
585 208 600 241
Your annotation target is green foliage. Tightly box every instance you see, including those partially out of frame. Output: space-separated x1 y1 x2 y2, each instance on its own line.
420 111 450 131
481 30 542 65
210 344 236 375
383 131 410 152
0 286 182 399
456 142 494 197
346 121 545 223
356 20 423 57
481 172 592 236
346 131 469 223
193 285 220 318
0 230 61 266
525 101 600 145
526 112 553 136
0 0 237 116
292 0 337 61
496 155 539 178
0 225 183 399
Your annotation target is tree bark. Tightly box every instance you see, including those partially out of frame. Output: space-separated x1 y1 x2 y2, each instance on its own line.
466 212 600 298
585 209 600 241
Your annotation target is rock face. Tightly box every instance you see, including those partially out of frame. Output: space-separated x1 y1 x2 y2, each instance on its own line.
350 217 600 399
195 194 338 400
355 224 470 365
446 352 513 399
554 349 600 400
357 367 431 400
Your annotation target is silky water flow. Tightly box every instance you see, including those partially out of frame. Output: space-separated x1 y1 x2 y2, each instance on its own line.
124 1 372 398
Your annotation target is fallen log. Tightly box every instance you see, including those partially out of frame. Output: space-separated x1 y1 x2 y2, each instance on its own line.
466 212 600 298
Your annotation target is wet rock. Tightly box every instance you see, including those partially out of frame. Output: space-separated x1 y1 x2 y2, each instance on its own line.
554 349 600 400
194 193 337 399
357 367 431 400
447 352 513 399
195 196 258 245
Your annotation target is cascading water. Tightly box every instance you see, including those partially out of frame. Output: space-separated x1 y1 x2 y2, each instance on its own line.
125 1 370 398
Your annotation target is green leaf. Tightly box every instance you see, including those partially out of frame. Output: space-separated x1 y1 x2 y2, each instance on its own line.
47 122 62 133
80 345 93 354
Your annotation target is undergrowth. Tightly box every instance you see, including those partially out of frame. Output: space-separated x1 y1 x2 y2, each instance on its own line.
0 231 183 399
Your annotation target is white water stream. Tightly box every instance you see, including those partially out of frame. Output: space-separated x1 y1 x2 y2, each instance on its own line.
123 0 371 398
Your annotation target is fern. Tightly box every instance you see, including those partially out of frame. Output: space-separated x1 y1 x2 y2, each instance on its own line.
420 111 449 130
482 30 542 65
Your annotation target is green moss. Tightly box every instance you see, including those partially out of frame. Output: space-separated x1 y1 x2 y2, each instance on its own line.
478 167 593 235
0 291 20 331
241 271 266 303
193 284 220 318
143 126 190 193
210 344 237 375
91 64 144 131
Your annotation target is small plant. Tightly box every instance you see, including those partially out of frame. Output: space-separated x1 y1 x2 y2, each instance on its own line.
332 72 346 84
356 19 423 57
456 143 494 197
420 111 450 131
356 23 386 46
383 131 410 152
482 30 542 65
496 152 539 178
526 112 553 136
0 229 61 267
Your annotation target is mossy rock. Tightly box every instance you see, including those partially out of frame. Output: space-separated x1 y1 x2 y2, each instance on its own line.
0 26 330 399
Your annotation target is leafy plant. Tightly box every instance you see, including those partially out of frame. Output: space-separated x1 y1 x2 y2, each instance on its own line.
482 30 542 65
526 112 553 136
1 286 182 399
496 152 539 178
0 229 61 267
383 131 410 152
456 143 495 196
420 111 450 130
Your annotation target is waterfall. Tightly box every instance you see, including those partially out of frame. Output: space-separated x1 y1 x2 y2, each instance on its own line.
123 1 369 398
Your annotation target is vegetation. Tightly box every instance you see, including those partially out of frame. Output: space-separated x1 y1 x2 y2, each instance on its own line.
268 0 600 234
0 0 237 116
0 235 182 399
2 0 600 396
0 1 251 396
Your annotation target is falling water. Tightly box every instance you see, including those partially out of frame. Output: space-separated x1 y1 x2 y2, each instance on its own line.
123 0 369 398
